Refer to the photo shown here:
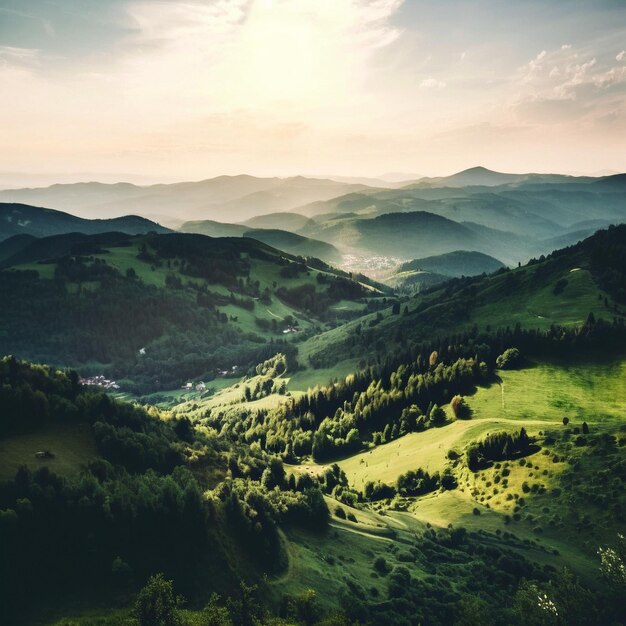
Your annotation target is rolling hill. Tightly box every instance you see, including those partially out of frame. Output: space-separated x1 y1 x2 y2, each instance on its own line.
179 219 342 263
408 165 592 188
397 250 506 277
387 250 506 291
297 224 626 373
304 210 527 264
242 211 316 232
0 202 168 241
294 170 626 267
0 230 380 394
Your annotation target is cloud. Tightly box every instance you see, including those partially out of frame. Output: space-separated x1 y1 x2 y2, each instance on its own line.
509 45 626 130
0 46 41 64
617 50 626 62
420 77 446 89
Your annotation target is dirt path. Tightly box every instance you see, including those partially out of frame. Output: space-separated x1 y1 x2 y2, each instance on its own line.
269 528 297 585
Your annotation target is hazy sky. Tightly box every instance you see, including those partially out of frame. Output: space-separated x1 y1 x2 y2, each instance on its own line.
1 0 625 182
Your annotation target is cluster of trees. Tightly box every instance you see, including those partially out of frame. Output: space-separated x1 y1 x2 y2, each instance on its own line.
256 352 486 462
396 468 441 497
466 428 534 471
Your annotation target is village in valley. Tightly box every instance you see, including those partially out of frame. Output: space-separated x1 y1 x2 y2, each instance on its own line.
79 375 120 391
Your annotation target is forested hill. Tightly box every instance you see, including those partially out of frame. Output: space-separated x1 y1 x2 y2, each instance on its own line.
301 225 626 370
0 356 329 623
397 250 506 277
0 202 169 240
0 231 383 393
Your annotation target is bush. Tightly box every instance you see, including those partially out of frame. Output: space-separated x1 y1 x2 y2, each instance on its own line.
335 506 346 519
134 574 182 626
373 556 389 574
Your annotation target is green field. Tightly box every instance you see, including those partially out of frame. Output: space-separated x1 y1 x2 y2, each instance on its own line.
0 422 98 480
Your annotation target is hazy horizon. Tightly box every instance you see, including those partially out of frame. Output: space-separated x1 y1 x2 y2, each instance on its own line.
1 0 625 183
0 163 623 191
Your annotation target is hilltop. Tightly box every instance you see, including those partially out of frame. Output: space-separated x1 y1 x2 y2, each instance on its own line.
0 202 168 241
387 250 506 291
397 250 506 277
179 219 342 263
303 210 526 265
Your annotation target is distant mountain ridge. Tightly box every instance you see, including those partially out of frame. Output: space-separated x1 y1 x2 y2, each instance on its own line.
408 166 595 188
0 175 377 223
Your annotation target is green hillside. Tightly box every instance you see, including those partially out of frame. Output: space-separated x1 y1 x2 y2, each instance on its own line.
297 225 626 374
387 250 506 291
0 231 379 394
1 226 625 626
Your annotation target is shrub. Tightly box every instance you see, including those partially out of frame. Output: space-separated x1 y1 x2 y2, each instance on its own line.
335 506 346 519
373 556 388 574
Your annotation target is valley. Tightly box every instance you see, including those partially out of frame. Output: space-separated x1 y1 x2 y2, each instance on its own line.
0 174 624 626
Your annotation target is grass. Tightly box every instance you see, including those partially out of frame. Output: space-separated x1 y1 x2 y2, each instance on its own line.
471 358 626 424
469 267 606 331
289 358 625 581
328 359 625 489
0 422 98 480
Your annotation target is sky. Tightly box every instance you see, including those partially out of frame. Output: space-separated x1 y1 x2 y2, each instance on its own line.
0 0 625 183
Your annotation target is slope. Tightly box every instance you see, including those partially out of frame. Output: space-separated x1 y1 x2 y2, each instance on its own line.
179 220 342 263
0 231 380 393
0 202 168 241
298 225 626 372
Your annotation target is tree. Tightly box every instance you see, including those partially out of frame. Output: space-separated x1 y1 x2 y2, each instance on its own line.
496 347 521 369
451 395 472 420
513 579 559 626
430 404 446 426
134 573 182 626
598 533 626 589
582 422 589 434
200 594 233 626
455 596 493 626
562 417 569 426
227 581 263 626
